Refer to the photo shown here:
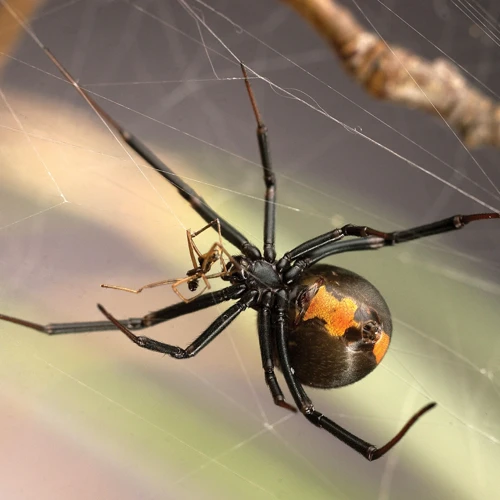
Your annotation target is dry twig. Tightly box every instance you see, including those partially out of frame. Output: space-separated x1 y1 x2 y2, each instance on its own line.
0 0 45 72
281 0 500 149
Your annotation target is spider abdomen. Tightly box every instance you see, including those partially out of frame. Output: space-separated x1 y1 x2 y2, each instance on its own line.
285 265 392 389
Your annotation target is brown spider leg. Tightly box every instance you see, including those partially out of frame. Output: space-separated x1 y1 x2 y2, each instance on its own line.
258 291 296 413
100 221 218 296
0 285 246 335
101 220 234 302
188 219 223 269
171 275 206 303
195 219 227 275
199 242 241 280
97 290 258 359
241 63 276 263
100 278 179 294
185 221 232 298
273 290 435 460
101 273 210 302
186 230 199 271
190 219 223 239
173 241 238 303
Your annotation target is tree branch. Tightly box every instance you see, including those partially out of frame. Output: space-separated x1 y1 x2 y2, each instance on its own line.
281 0 500 149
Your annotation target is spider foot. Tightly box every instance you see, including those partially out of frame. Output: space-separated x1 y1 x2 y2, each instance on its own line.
274 397 297 413
264 370 297 412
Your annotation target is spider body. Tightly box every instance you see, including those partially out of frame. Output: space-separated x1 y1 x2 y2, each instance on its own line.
285 264 391 389
187 278 199 292
187 244 224 292
1 51 498 461
224 256 391 389
225 255 283 292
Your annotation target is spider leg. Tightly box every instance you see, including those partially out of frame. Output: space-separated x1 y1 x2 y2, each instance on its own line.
273 290 435 460
117 131 262 259
257 292 296 413
279 212 499 271
174 241 239 302
171 275 208 303
241 63 276 263
0 285 245 335
188 219 224 270
98 290 258 359
148 284 246 326
187 230 200 270
41 47 261 261
101 278 179 294
340 212 500 244
283 237 384 283
101 221 231 300
190 219 220 239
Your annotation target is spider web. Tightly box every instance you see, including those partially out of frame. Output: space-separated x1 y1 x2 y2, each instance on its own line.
1 0 499 498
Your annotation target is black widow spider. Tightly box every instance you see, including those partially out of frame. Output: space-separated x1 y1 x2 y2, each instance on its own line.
1 44 498 461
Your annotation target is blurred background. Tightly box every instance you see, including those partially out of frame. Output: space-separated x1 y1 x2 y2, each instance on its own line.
1 1 499 498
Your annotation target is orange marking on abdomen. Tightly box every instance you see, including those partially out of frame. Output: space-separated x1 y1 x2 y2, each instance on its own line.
373 331 390 364
302 286 358 337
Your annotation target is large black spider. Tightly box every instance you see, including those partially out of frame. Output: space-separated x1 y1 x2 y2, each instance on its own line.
1 47 498 461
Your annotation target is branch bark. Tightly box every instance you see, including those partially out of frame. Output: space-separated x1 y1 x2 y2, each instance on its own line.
281 0 500 149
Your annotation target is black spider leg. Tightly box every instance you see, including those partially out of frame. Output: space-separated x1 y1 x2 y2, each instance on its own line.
283 237 385 283
0 285 245 335
273 290 435 461
241 64 276 263
97 290 258 359
304 236 384 266
279 212 500 275
42 47 261 261
257 291 296 413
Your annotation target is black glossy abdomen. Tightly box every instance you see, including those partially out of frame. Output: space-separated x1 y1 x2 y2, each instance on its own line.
285 265 392 389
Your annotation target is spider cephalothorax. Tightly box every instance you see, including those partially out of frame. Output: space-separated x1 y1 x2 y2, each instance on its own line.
1 50 498 462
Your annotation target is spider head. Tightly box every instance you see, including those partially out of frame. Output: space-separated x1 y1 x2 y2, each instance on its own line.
284 264 392 389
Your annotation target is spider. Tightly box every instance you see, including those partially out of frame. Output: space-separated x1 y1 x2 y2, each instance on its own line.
1 45 498 461
100 219 236 302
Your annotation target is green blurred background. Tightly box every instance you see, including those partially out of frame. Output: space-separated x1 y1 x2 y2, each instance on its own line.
1 1 499 499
